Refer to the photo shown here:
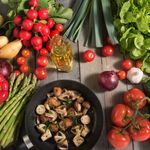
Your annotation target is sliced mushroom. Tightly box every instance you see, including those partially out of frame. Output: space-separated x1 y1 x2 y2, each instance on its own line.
54 87 63 97
76 96 84 103
73 134 84 147
36 124 46 134
59 121 66 131
47 92 54 98
47 97 61 107
54 131 66 144
67 108 77 117
39 114 53 123
44 101 50 111
71 124 83 135
41 129 52 141
74 101 82 112
56 105 67 118
45 110 57 122
57 139 68 150
50 123 59 133
82 101 91 115
36 105 46 115
81 125 90 137
81 115 91 125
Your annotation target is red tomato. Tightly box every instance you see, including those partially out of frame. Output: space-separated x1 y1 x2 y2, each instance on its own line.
111 104 133 127
135 59 143 69
38 8 48 20
14 70 21 77
47 18 55 29
50 30 59 38
22 19 33 31
83 50 95 62
55 24 64 32
121 59 133 71
35 67 47 80
20 64 29 73
13 15 22 25
29 0 38 7
37 56 48 67
117 70 127 80
123 88 146 109
19 30 32 41
128 116 150 141
39 48 49 56
107 127 130 149
17 57 26 65
13 27 20 38
22 49 31 58
101 45 114 57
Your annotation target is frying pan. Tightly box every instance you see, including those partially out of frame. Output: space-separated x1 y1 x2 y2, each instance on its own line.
4 80 103 150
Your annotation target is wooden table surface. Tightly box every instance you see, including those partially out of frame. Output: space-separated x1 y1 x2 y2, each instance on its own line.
0 0 150 150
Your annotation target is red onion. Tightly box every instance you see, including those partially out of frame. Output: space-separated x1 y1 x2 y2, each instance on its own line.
0 61 13 78
98 71 119 91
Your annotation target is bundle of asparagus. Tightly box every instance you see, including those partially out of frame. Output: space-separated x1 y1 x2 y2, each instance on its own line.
0 73 37 148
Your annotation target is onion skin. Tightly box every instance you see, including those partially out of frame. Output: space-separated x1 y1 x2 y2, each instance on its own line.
0 61 13 78
98 71 119 91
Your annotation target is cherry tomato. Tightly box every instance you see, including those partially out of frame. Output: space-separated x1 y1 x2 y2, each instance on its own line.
101 45 114 57
128 116 150 141
46 41 52 52
27 9 38 20
22 19 33 31
107 127 130 149
22 49 31 58
20 64 29 73
47 18 55 29
135 59 143 69
33 23 43 32
50 30 59 38
14 70 21 77
121 59 133 71
111 104 133 127
39 48 49 56
42 36 48 42
13 15 22 25
17 57 26 65
123 88 146 109
83 50 95 62
35 67 47 80
55 24 64 32
38 8 48 20
117 70 127 80
37 56 48 67
19 30 32 41
33 45 42 51
31 36 42 47
22 40 31 47
41 25 50 36
13 27 20 38
29 0 38 7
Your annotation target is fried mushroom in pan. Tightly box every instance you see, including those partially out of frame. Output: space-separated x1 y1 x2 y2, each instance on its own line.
47 97 61 107
73 134 84 147
54 87 63 97
56 105 67 118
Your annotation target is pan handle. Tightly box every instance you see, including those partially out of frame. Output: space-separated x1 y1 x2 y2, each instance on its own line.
4 135 34 150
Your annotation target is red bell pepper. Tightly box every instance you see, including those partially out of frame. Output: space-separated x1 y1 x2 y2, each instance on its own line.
0 74 9 104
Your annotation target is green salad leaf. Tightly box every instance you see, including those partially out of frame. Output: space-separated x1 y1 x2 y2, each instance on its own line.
113 0 150 74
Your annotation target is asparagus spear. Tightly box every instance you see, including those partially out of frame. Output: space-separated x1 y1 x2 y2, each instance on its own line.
1 110 24 148
0 85 33 118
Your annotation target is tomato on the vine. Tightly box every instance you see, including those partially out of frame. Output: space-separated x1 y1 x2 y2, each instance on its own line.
41 25 50 36
17 57 26 65
123 88 147 109
107 127 130 149
55 24 64 32
128 116 150 141
20 64 29 73
101 45 114 57
27 9 38 20
19 30 32 41
13 15 22 25
117 70 127 80
37 56 48 67
38 8 48 20
29 0 38 7
31 36 42 47
35 67 47 80
22 49 31 58
121 59 133 71
33 23 43 33
111 104 133 127
83 50 95 62
47 18 55 29
22 19 33 31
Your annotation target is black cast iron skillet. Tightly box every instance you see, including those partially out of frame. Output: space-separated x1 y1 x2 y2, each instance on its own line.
5 80 103 150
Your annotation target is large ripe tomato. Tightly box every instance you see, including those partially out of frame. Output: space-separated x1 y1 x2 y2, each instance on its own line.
128 116 150 141
37 56 48 67
123 88 146 109
107 127 130 149
111 104 133 127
